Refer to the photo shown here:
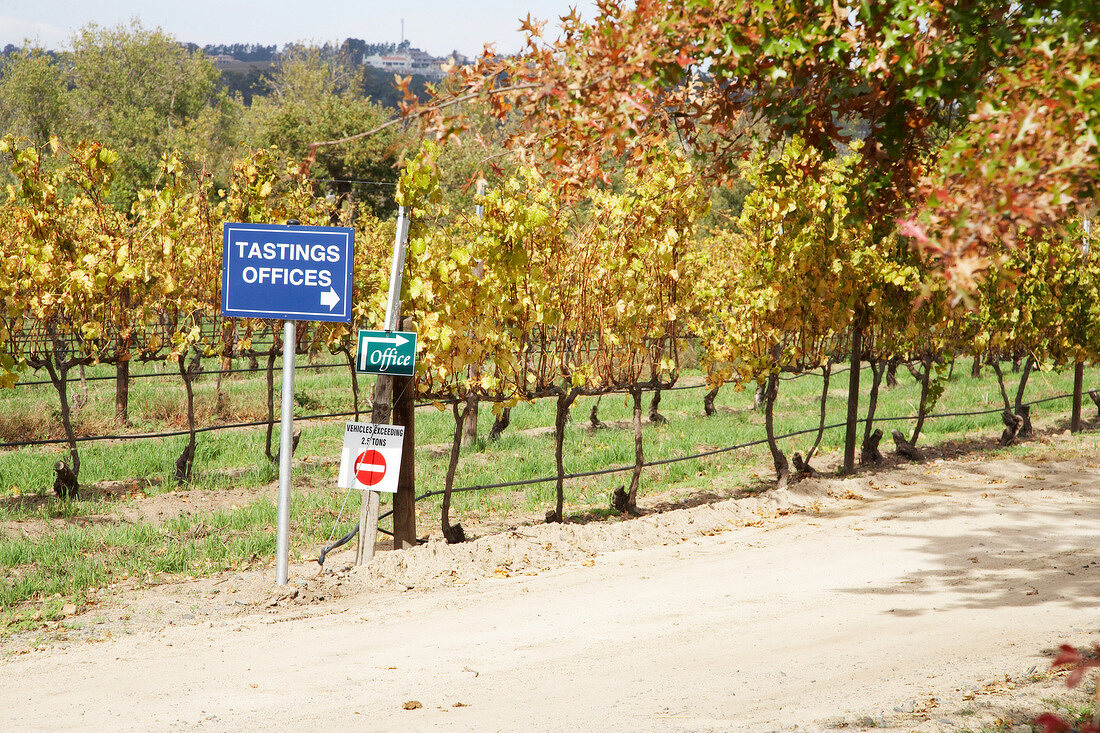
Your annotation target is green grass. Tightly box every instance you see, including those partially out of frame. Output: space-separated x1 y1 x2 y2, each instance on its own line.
0 355 1095 631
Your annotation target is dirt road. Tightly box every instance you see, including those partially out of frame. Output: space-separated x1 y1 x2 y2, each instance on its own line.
3 435 1099 732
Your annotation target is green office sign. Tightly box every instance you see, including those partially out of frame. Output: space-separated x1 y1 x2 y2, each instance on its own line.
356 329 417 376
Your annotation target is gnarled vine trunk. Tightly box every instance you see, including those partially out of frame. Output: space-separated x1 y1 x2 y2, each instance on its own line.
763 373 789 489
115 357 130 425
488 406 511 440
264 346 278 461
804 362 832 467
176 350 200 483
619 387 645 514
441 396 475 543
648 388 666 424
42 345 80 499
908 354 934 447
1013 355 1035 438
861 360 886 464
342 344 361 421
703 384 720 416
549 388 581 523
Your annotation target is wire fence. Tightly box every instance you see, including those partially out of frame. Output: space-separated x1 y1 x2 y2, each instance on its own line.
0 373 831 449
8 360 346 388
0 357 1048 450
3 332 870 390
302 387 1081 556
370 389 1080 528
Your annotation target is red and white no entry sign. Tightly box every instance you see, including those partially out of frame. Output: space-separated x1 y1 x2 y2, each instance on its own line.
354 449 386 487
338 421 404 493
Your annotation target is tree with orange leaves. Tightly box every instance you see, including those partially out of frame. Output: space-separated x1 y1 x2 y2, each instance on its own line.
392 0 1096 295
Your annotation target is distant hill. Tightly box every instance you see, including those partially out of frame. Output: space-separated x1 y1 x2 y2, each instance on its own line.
1 37 441 108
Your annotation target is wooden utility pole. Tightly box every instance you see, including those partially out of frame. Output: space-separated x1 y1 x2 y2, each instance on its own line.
392 369 417 548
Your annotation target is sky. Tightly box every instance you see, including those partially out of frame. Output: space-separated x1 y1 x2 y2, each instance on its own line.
0 0 598 57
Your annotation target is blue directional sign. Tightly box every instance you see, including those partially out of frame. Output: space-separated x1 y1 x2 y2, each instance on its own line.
221 222 354 322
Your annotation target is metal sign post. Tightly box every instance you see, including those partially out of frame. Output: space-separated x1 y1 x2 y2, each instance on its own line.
220 221 354 586
275 319 295 585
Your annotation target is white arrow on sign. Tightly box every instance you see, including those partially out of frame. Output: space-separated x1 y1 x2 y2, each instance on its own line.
320 287 340 310
361 332 410 347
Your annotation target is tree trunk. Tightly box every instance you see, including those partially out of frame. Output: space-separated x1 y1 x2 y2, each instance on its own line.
648 388 667 424
625 387 644 513
73 363 88 413
861 360 886 464
52 459 79 500
264 347 278 461
892 429 924 461
970 355 982 379
441 397 473 544
43 353 80 498
703 384 720 416
488 406 511 440
990 360 1013 411
115 287 133 422
549 388 581 523
589 396 605 429
215 319 233 417
909 355 933 446
861 429 883 464
885 357 899 388
115 358 130 425
462 395 479 448
999 409 1024 446
176 351 200 483
764 373 789 490
753 382 765 411
214 356 228 418
1013 355 1034 438
805 362 832 465
343 345 361 421
1072 361 1084 433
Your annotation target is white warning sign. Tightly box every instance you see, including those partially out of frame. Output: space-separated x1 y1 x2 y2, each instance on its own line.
338 421 405 493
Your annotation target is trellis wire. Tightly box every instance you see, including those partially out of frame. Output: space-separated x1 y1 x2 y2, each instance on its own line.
357 390 1082 544
0 367 1065 450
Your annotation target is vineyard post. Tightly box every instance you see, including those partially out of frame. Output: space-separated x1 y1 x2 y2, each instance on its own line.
392 340 417 547
843 315 863 474
461 179 488 448
357 206 410 564
1072 363 1084 432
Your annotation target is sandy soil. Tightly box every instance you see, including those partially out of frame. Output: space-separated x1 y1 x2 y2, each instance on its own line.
3 430 1100 732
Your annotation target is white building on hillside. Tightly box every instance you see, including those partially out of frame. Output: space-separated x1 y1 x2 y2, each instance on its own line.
363 47 468 81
